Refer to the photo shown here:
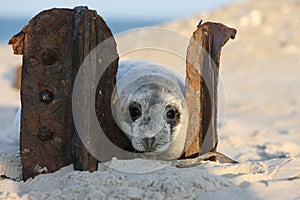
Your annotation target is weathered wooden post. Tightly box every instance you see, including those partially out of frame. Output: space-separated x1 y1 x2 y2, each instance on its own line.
184 21 236 158
9 6 129 180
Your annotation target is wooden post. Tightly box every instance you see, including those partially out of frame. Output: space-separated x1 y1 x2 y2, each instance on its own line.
9 7 126 180
184 21 236 158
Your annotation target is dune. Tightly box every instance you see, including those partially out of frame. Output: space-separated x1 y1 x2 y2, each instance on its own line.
0 0 300 199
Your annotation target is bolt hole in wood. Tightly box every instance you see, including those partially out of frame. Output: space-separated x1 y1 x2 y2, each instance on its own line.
38 127 54 141
39 89 54 104
40 49 58 65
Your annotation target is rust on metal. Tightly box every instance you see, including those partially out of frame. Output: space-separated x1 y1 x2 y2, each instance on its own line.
9 7 121 180
184 21 236 158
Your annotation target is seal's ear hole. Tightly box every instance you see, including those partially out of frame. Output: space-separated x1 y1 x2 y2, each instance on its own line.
129 101 142 121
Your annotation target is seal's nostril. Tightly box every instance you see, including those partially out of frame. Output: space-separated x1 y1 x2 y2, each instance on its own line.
144 137 155 148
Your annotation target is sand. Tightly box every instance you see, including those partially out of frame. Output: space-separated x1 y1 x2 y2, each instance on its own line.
0 0 300 199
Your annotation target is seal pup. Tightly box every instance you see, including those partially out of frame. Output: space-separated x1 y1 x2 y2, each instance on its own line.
112 60 188 160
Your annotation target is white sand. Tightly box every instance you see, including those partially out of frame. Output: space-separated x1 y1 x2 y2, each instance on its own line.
1 0 300 199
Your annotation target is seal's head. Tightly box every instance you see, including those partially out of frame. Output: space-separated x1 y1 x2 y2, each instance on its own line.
113 61 188 160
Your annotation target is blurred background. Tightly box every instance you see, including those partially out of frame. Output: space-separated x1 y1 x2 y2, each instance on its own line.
0 0 240 43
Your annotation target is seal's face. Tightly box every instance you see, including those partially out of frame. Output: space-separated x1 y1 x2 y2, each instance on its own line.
113 61 188 160
127 83 181 153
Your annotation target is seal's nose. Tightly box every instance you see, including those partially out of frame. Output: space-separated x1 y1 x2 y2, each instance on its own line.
143 137 156 149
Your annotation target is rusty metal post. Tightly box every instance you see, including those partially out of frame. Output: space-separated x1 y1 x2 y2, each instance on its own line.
184 21 236 158
9 7 125 180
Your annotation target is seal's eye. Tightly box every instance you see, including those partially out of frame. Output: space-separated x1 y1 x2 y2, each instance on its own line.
167 109 176 119
129 102 142 121
165 105 180 125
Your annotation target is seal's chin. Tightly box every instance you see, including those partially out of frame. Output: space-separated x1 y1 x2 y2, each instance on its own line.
136 144 170 154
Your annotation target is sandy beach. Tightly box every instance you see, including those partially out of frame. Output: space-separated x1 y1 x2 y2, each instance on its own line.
0 0 300 199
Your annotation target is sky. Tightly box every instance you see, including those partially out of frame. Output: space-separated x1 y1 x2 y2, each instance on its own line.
0 0 241 42
0 0 240 20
